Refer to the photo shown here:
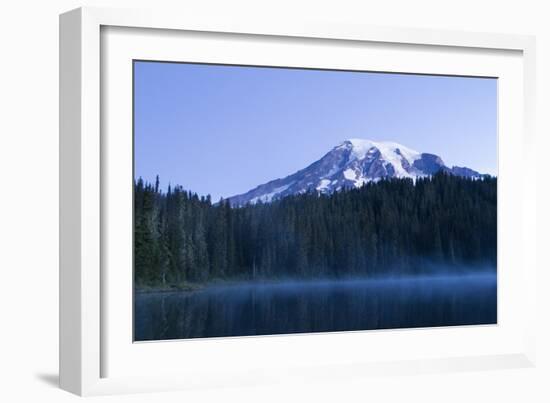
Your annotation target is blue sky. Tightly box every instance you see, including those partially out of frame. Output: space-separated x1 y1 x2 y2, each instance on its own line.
134 61 497 201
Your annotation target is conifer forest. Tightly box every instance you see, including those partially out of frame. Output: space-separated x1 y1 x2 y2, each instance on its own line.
134 173 497 287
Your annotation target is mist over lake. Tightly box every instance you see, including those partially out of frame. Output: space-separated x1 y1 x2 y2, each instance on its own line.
133 62 497 341
135 271 496 341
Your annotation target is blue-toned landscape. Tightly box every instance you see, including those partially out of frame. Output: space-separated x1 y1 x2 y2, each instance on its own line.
133 61 497 341
135 274 496 341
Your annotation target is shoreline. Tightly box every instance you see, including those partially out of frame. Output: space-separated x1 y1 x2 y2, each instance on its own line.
134 271 497 294
135 283 204 294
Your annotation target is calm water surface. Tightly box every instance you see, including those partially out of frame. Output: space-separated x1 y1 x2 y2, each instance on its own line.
134 274 496 341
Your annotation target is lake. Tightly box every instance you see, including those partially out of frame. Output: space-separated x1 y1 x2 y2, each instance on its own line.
134 273 496 341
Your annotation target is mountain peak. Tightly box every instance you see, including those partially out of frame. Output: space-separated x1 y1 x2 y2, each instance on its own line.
338 138 422 166
227 138 484 206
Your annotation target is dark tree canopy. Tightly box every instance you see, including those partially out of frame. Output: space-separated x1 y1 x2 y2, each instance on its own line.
134 173 497 286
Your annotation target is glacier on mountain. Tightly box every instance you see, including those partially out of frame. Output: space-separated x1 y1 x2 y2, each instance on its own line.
227 138 485 207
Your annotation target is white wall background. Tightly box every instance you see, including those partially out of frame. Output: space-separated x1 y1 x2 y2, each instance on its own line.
0 0 548 401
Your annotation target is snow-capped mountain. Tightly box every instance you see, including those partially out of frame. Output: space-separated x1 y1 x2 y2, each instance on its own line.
227 139 485 207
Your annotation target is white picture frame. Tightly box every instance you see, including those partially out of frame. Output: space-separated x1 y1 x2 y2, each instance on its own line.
59 6 537 396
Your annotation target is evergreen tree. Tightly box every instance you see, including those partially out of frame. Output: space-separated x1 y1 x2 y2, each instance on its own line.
134 172 497 286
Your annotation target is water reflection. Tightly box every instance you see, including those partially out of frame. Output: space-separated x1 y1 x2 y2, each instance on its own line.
134 274 497 341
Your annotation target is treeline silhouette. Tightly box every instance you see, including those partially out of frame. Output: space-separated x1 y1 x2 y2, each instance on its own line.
134 173 496 286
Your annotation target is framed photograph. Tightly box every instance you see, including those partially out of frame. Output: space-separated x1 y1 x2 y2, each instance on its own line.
133 61 500 342
60 7 537 396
